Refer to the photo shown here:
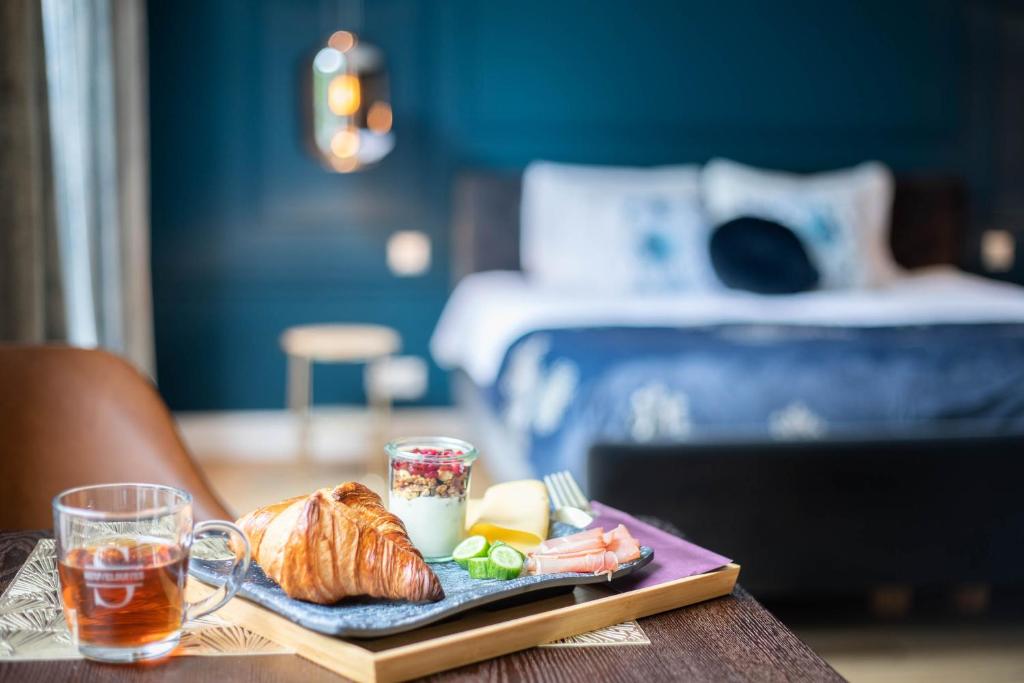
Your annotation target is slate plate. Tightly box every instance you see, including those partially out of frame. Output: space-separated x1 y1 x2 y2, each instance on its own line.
189 522 653 638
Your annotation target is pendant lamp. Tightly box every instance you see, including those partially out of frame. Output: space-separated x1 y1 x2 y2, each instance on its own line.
308 22 393 172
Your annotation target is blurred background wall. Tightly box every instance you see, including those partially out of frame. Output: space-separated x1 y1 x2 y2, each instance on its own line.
148 0 1018 410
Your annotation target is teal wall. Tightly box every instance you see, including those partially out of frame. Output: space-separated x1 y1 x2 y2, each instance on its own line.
148 0 985 410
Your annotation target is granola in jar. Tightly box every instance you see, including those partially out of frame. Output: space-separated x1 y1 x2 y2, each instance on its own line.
386 437 478 562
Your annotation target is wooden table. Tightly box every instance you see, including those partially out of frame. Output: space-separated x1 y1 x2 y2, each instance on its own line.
0 530 843 682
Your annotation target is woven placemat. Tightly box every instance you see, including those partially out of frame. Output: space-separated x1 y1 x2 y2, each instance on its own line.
0 540 647 660
0 539 291 660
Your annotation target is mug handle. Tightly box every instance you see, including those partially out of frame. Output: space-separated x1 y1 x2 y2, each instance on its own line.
184 520 251 622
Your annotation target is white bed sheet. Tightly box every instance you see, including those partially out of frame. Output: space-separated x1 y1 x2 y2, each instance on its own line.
431 267 1024 387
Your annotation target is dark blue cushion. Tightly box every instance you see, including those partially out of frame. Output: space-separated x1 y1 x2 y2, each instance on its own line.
709 216 819 294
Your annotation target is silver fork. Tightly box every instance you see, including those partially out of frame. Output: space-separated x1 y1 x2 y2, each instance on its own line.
543 470 595 528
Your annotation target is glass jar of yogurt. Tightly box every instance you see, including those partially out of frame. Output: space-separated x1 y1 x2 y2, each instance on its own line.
386 436 477 562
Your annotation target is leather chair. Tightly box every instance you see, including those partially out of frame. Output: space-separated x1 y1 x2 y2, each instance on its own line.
0 345 231 529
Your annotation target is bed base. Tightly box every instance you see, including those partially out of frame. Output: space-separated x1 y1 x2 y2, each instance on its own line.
588 435 1024 597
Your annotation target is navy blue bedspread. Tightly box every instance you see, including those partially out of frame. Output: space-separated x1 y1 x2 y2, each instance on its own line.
482 324 1024 482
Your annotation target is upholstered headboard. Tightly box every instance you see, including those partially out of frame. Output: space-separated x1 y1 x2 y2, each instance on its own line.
451 170 967 282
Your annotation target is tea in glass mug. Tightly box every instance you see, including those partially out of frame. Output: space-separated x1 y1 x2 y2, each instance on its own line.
53 483 250 663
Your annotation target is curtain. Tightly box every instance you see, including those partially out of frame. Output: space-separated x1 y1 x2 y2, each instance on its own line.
0 0 154 376
0 0 64 344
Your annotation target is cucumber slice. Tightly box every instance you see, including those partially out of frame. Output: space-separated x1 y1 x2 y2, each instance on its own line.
452 535 490 568
467 557 491 579
487 541 516 563
487 545 524 580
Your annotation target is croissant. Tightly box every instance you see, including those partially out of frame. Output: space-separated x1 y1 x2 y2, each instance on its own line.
236 482 444 604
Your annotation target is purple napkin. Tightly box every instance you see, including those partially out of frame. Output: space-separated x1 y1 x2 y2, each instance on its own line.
589 501 732 591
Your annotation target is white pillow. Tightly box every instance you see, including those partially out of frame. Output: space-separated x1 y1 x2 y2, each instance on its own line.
701 159 898 289
521 161 711 293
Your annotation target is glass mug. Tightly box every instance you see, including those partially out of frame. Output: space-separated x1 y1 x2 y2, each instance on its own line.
53 483 251 663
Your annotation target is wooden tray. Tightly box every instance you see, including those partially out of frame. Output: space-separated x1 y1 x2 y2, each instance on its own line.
186 562 740 683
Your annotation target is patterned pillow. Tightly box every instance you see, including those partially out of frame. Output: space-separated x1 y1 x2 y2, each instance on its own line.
701 159 898 289
521 161 713 293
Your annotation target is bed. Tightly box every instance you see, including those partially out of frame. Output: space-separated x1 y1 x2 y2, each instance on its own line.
433 168 1024 596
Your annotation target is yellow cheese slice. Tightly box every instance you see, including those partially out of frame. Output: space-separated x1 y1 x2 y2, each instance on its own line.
466 479 550 554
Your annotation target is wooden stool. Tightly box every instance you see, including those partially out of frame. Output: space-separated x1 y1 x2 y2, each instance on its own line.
280 324 400 468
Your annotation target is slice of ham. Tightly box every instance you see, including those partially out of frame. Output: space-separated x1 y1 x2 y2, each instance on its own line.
534 533 606 556
602 524 632 546
527 523 644 575
527 549 619 575
603 524 642 563
537 527 604 554
536 537 607 555
607 536 641 563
